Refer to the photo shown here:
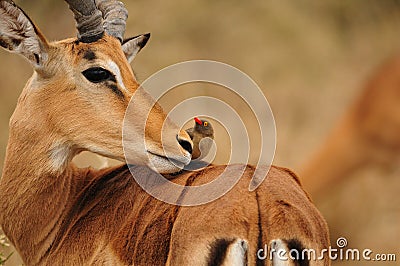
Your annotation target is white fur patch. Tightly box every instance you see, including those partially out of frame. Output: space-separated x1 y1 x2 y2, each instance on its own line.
49 143 73 172
107 60 127 92
223 239 248 266
270 239 291 266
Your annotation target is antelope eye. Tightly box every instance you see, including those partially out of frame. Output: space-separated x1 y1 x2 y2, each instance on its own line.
204 122 208 127
82 67 114 83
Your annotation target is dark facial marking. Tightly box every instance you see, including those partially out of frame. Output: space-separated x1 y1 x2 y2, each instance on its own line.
107 83 124 98
83 49 97 61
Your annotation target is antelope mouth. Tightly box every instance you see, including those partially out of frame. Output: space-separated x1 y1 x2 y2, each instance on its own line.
146 150 191 171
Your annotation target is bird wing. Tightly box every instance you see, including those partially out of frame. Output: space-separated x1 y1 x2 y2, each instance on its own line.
185 127 194 140
197 137 214 160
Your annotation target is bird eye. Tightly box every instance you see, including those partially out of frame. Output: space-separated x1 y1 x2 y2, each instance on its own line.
204 122 208 127
82 67 115 83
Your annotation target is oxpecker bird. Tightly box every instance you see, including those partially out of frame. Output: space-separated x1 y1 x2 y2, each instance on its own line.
186 117 214 160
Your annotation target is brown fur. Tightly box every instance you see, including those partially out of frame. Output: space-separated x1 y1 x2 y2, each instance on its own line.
0 2 330 265
1 162 330 265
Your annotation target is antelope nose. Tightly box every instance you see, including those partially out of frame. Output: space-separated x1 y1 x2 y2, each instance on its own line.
177 135 193 155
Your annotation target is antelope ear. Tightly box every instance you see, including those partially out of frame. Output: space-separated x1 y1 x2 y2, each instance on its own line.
122 33 150 63
0 0 48 68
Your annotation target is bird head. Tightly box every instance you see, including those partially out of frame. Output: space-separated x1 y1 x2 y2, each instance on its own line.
193 117 214 137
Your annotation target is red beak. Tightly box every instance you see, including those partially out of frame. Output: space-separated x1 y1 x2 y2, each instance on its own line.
194 117 202 125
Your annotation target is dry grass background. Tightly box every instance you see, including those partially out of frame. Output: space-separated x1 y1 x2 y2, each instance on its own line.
0 0 399 265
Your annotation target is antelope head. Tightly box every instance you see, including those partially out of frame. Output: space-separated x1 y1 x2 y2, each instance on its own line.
0 0 193 174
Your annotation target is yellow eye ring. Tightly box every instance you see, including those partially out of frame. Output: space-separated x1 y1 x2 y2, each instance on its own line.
204 122 208 127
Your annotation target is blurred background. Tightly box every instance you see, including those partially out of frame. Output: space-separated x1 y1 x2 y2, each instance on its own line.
1 0 399 265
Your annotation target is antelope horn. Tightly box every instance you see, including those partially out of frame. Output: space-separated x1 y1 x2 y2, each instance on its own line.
95 0 128 43
64 0 104 43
